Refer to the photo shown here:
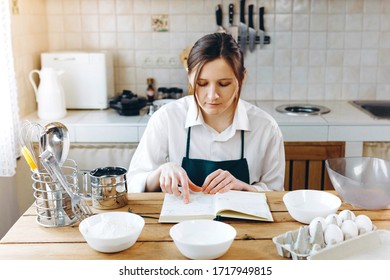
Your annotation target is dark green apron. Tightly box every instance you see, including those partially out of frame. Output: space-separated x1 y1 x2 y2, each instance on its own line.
181 127 250 187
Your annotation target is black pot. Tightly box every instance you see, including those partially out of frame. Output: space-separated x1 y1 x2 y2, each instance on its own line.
109 90 147 116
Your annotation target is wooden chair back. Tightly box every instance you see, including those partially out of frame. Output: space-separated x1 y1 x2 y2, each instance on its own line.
284 142 345 191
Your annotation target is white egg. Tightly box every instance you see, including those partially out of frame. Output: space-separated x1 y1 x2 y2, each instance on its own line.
341 220 358 240
355 215 373 234
338 209 356 221
325 213 342 227
309 217 326 237
324 224 344 245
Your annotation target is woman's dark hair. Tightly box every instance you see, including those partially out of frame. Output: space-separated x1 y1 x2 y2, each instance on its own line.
187 33 245 107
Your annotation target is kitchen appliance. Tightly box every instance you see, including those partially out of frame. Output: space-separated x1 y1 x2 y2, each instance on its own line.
109 90 147 116
41 52 114 109
29 67 67 120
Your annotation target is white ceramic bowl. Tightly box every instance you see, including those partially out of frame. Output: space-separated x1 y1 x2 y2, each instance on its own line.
170 220 236 260
79 212 145 253
326 157 390 209
283 190 341 224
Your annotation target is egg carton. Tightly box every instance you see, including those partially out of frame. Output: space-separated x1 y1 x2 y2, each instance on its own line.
273 226 317 260
273 210 376 260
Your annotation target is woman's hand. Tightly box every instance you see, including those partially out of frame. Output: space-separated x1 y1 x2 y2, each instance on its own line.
158 163 202 204
202 169 248 194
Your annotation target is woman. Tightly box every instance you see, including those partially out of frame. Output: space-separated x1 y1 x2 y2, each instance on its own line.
128 33 285 203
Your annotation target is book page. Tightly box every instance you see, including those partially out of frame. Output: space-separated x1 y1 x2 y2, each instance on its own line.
215 190 273 221
159 192 217 222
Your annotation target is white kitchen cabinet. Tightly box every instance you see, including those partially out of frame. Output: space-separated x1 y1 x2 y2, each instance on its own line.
68 143 138 171
74 126 139 142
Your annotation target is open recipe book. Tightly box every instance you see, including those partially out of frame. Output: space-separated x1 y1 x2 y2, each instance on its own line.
158 190 273 223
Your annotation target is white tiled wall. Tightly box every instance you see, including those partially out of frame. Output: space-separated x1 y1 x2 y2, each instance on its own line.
13 0 390 116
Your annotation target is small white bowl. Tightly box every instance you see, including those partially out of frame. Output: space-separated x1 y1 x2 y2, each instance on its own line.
79 212 144 253
170 220 236 260
283 190 341 224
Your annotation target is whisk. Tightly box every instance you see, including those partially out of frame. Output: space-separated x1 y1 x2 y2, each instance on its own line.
19 120 45 171
20 121 53 220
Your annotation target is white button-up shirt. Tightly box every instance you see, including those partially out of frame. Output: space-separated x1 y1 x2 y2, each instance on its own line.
128 95 285 192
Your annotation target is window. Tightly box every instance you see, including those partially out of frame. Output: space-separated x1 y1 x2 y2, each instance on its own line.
0 0 20 177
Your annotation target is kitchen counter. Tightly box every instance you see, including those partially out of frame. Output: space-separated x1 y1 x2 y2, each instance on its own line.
24 108 150 143
254 100 390 142
24 100 390 156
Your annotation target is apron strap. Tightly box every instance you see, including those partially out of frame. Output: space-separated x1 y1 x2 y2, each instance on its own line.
241 130 245 159
185 126 191 158
185 127 245 159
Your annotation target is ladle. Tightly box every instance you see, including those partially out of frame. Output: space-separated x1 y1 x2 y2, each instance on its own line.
40 122 70 166
40 122 70 226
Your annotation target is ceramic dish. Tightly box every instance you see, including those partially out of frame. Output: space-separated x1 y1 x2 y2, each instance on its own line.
79 212 144 253
283 190 341 224
170 220 236 260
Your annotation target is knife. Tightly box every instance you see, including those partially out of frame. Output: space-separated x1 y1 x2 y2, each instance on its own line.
239 0 247 55
228 3 238 41
248 4 256 52
215 4 226 33
259 7 265 49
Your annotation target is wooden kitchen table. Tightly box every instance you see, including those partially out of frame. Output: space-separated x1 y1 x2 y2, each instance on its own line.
1 191 390 260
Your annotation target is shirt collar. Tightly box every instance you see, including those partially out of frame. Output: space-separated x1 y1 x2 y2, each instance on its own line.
233 99 251 131
185 96 203 128
185 97 251 133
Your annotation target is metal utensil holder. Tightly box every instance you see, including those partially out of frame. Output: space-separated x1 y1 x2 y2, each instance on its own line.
32 159 79 227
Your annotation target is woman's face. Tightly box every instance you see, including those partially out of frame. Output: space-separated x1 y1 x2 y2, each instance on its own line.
189 58 239 116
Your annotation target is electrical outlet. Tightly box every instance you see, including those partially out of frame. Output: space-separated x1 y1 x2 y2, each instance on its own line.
143 57 153 67
142 54 180 68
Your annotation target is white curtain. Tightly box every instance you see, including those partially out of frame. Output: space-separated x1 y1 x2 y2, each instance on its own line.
0 0 20 177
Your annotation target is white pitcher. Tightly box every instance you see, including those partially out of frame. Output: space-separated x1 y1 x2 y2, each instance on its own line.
29 67 67 120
